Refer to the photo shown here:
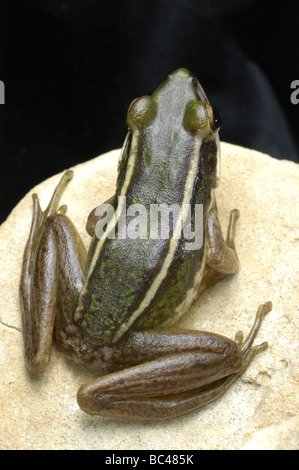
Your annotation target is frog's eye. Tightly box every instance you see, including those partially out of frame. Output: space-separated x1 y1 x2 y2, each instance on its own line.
127 96 157 130
205 104 222 132
183 99 207 133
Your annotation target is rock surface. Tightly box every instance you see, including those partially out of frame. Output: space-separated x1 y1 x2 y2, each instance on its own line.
0 143 298 450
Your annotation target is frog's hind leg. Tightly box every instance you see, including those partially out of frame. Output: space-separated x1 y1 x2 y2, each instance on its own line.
77 302 271 420
20 171 86 373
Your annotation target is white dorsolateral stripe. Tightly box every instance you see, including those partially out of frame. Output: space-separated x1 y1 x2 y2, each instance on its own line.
75 131 140 320
111 133 204 344
167 191 215 326
76 128 213 342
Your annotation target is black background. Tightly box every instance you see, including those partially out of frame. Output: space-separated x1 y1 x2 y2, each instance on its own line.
1 0 298 223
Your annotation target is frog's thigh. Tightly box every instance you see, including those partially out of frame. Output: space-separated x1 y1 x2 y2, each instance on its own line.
22 214 86 372
77 330 243 420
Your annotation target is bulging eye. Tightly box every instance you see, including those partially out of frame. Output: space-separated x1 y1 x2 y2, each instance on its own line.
127 97 140 115
183 100 222 135
183 99 207 132
206 104 222 132
126 95 157 130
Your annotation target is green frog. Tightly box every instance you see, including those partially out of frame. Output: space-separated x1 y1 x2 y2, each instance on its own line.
20 68 271 420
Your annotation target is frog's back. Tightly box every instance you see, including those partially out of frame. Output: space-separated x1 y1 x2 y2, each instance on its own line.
78 69 215 347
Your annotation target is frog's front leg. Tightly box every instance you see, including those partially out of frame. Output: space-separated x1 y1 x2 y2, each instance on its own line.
77 302 271 420
198 192 240 295
20 171 87 372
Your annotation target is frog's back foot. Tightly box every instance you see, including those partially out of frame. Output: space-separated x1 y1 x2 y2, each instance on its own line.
33 170 73 220
239 301 272 356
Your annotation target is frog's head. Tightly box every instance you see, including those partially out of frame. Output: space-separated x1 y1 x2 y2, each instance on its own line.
172 69 222 188
126 68 221 188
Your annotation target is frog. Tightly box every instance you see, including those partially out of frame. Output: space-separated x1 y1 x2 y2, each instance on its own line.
20 68 271 420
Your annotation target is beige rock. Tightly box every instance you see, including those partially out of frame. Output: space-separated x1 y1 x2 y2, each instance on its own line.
0 143 298 450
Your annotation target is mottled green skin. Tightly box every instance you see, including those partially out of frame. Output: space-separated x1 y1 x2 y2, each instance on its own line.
80 69 217 347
